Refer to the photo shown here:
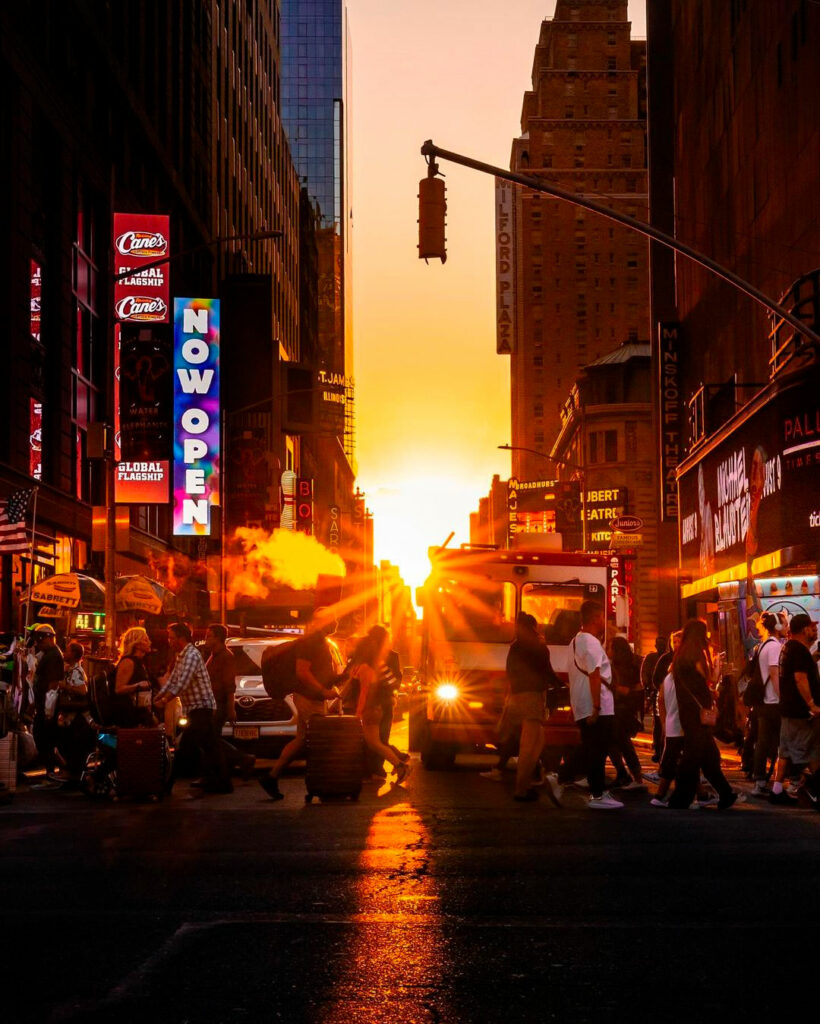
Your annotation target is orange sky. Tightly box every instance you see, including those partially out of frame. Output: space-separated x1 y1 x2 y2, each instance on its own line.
349 0 647 590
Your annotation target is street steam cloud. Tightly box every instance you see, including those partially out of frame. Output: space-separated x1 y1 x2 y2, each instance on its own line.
226 527 346 601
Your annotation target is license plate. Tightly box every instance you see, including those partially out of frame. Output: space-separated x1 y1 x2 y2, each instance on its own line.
233 725 259 740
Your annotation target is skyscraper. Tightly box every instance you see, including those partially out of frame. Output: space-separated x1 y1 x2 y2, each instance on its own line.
280 0 354 462
502 0 648 482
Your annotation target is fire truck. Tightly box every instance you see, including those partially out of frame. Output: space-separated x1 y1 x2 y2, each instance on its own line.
411 535 612 769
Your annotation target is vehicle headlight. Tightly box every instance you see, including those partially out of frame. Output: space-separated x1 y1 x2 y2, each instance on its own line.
435 683 459 702
178 717 188 728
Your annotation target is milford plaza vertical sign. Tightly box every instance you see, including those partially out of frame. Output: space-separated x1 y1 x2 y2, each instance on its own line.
173 299 220 536
659 322 681 522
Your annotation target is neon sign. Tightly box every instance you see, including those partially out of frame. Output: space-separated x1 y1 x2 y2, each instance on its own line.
173 298 220 536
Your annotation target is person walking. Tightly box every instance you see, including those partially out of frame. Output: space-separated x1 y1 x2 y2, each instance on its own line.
204 624 255 780
351 625 409 785
258 610 344 800
568 602 623 809
751 612 782 797
110 627 155 728
504 613 562 804
768 614 820 808
667 619 741 810
30 623 65 784
608 635 645 790
155 622 231 795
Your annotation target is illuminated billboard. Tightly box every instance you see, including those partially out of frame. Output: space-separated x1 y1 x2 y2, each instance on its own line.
173 298 220 536
115 460 170 504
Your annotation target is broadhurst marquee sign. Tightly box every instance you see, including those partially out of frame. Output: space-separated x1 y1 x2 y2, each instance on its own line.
678 371 820 581
173 298 220 536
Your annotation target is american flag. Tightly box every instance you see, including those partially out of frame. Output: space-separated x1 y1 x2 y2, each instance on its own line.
0 488 34 554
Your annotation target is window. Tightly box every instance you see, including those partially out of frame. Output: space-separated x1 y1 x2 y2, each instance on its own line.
589 430 618 464
533 354 544 367
72 185 102 501
607 57 616 71
534 402 544 419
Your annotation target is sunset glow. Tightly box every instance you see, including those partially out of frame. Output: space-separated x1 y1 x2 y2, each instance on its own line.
350 0 647 589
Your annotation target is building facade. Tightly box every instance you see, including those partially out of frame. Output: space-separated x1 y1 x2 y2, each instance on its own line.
502 0 648 482
647 0 820 672
550 342 659 651
0 1 300 634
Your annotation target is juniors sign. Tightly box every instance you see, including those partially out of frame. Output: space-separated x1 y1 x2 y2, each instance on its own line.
678 372 820 580
173 299 220 536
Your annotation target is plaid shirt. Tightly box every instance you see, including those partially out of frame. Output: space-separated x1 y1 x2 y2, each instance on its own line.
158 643 216 713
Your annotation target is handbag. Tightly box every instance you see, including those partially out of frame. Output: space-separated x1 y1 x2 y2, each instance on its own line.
678 676 718 727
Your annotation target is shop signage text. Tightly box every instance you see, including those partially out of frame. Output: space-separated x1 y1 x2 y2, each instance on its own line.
659 322 681 521
173 299 220 536
495 178 517 355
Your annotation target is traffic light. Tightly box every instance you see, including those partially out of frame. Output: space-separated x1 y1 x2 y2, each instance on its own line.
418 173 447 263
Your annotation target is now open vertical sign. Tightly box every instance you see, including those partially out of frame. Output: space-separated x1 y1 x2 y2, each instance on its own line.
173 298 220 536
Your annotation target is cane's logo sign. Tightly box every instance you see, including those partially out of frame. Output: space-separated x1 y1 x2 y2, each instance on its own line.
115 295 168 321
115 230 169 259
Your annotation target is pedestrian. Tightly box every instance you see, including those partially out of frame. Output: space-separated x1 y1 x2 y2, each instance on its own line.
351 625 409 784
365 645 406 778
768 614 820 808
258 609 344 800
30 623 65 785
154 622 231 795
750 612 782 797
667 619 741 810
608 635 645 790
55 640 95 778
502 613 562 804
568 601 623 809
110 627 156 727
204 624 255 780
649 637 674 762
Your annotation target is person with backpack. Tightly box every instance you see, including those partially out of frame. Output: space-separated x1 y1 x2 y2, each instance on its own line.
749 613 782 797
258 611 344 801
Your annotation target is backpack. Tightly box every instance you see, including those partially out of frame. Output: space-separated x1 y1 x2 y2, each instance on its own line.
740 639 775 709
261 640 302 700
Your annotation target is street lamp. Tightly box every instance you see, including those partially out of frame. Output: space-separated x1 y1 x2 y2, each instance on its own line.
498 444 587 550
103 228 283 653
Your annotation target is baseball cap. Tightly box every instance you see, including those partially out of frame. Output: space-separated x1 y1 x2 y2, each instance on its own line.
788 613 814 635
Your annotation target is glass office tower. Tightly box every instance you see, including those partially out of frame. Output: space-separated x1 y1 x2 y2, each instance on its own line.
280 0 353 458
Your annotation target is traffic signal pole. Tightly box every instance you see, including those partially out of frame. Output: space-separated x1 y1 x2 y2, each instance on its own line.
420 140 820 352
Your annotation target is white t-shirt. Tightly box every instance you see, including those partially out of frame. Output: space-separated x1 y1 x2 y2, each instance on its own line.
662 672 682 738
758 638 782 705
568 631 614 721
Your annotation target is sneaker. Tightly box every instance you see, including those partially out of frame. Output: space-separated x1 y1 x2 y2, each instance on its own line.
643 771 662 783
796 785 820 810
258 775 284 801
769 789 798 806
513 789 539 802
394 761 411 785
752 783 770 798
697 795 720 808
544 772 564 807
621 779 646 791
588 792 624 809
480 768 505 782
650 796 669 808
717 790 745 811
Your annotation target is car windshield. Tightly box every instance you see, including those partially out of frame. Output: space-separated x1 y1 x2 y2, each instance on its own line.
521 582 605 644
229 642 284 676
428 576 516 643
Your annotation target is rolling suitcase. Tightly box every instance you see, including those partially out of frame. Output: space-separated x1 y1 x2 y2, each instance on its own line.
114 727 173 800
305 712 365 803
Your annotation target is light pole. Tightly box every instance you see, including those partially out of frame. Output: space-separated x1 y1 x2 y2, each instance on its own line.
104 228 283 654
498 444 587 551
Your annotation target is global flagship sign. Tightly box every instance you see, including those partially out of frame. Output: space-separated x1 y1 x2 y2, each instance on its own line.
678 371 820 582
173 299 220 536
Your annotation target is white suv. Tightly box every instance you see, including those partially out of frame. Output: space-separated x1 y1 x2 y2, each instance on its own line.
221 636 345 757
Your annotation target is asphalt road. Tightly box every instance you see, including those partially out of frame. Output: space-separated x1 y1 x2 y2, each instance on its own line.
3 724 820 1024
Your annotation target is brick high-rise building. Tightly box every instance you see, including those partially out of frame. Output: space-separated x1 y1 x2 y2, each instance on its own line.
503 0 648 482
